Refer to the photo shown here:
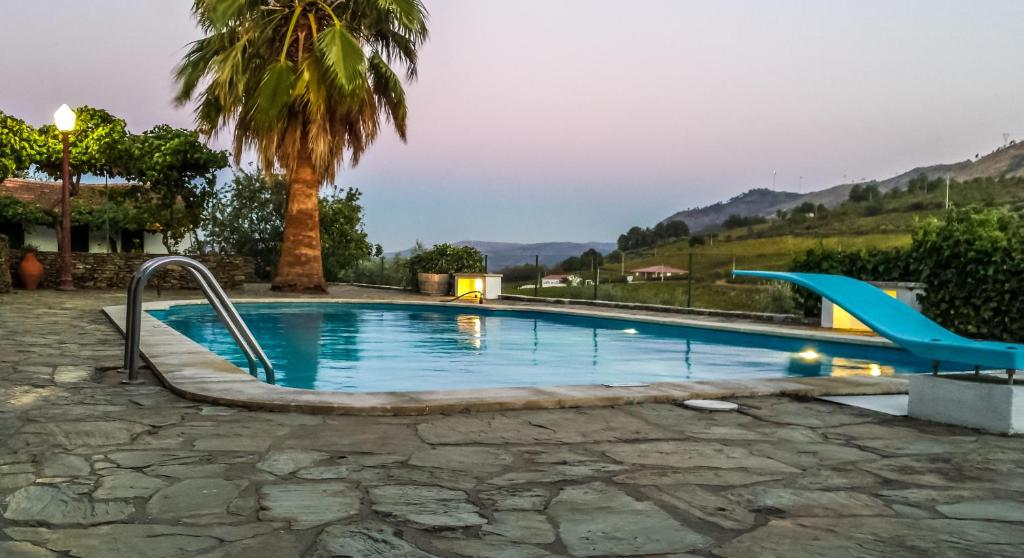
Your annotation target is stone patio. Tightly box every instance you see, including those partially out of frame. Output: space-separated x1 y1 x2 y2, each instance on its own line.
2 288 1024 557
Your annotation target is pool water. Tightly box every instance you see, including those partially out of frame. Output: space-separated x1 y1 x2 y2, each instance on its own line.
150 302 945 392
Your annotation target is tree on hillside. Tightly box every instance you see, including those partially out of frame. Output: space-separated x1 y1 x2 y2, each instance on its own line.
175 0 429 292
124 125 229 252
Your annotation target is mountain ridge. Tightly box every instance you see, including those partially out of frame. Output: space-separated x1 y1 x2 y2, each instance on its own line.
662 141 1024 232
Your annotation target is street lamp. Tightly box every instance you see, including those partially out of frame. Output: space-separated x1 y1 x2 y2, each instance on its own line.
54 104 76 291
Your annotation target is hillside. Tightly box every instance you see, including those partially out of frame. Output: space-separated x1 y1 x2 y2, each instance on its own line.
663 141 1024 232
659 189 801 232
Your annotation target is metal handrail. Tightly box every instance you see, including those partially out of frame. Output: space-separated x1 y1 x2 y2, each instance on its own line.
122 256 275 385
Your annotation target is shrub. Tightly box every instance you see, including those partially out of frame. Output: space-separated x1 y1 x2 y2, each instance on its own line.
408 243 484 283
790 208 1024 341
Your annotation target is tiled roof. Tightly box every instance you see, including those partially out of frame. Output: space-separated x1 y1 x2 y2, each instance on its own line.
0 178 136 212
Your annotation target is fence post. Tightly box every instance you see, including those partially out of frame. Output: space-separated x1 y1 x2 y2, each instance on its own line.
379 256 385 285
483 254 488 273
534 255 540 297
687 252 694 307
594 268 600 300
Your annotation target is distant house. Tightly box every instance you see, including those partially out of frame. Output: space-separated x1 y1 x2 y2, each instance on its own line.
0 178 188 254
631 265 687 281
542 273 580 287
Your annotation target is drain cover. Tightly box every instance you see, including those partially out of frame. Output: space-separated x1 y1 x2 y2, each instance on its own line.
682 399 738 412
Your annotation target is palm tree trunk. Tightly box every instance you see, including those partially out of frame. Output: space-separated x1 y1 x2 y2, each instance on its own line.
272 143 327 292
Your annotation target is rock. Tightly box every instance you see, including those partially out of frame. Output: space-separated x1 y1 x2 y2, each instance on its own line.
348 465 480 491
4 523 280 558
147 479 248 523
294 464 352 480
603 441 798 473
191 531 311 558
409 446 513 473
13 421 148 450
309 524 440 558
740 397 884 428
40 454 90 477
284 421 424 454
548 482 712 556
369 485 487 529
418 408 669 445
0 473 35 490
105 450 202 469
144 464 230 478
747 442 880 469
612 468 788 486
712 517 1024 558
256 449 328 476
727 487 894 517
257 482 361 529
937 499 1024 522
479 487 551 511
0 541 59 558
53 366 94 384
486 463 628 486
643 485 756 530
431 538 555 558
2 485 134 526
789 467 883 490
93 472 168 499
481 511 556 544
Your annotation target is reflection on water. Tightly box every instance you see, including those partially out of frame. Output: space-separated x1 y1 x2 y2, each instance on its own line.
150 303 948 393
456 314 483 350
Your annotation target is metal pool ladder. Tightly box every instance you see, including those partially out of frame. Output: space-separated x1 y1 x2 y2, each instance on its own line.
122 255 275 385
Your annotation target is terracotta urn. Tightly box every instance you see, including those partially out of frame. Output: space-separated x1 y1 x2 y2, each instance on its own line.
17 250 45 290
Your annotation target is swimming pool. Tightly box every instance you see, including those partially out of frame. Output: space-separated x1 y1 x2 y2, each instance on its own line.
148 302 947 393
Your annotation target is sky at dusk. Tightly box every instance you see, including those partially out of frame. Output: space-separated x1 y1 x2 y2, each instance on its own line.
2 0 1023 251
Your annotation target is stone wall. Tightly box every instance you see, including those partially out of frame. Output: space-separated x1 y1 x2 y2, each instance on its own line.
0 235 10 293
6 251 254 290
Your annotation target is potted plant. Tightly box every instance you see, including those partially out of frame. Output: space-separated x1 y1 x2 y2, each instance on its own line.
17 244 44 290
408 243 484 295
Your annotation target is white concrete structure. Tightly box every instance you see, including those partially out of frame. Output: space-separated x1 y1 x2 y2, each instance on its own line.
822 281 925 331
909 374 1023 434
20 224 187 254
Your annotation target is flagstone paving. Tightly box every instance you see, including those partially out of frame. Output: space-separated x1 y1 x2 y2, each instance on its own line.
2 288 1024 557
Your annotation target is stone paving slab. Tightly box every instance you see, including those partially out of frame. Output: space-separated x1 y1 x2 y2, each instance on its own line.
1 288 1023 557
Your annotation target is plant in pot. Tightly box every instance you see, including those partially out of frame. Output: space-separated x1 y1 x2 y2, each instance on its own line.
408 243 484 295
17 244 45 290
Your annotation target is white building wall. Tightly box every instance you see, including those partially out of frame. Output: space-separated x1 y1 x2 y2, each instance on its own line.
88 227 110 253
23 225 58 252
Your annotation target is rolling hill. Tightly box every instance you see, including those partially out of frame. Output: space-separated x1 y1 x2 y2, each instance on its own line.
662 141 1024 232
390 240 617 271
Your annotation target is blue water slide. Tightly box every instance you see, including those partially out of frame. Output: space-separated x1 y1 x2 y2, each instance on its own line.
733 270 1023 370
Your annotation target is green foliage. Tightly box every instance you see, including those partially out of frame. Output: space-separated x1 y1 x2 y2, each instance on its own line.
319 187 380 282
0 111 42 181
559 248 604 271
911 208 1024 341
35 106 131 192
204 167 377 281
848 183 881 202
617 220 689 251
176 0 429 182
791 243 914 317
204 167 289 280
408 243 484 278
722 214 768 230
791 208 1024 341
123 125 229 251
497 263 544 283
0 195 51 226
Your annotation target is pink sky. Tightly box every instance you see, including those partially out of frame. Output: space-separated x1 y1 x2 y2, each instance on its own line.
2 0 1022 249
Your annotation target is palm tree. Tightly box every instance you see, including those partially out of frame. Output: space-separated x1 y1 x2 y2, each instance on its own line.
175 0 428 291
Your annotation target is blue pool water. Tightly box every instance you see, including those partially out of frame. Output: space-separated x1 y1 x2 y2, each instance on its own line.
149 302 944 392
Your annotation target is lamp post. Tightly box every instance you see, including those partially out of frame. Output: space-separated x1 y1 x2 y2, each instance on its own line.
53 104 76 291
